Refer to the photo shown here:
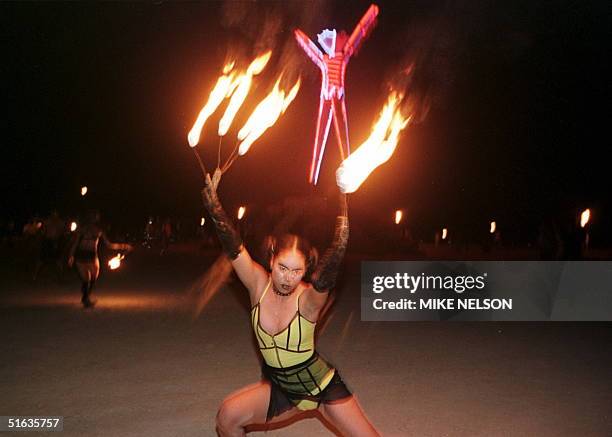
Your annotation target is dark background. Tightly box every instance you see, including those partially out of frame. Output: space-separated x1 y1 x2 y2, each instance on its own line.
2 0 610 245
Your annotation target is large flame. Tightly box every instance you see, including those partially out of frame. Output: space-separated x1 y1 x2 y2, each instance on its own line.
108 254 125 270
237 77 301 156
580 208 590 228
188 62 239 147
218 51 272 136
336 92 410 193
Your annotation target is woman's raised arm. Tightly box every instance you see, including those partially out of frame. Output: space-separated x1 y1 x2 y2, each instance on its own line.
201 169 268 299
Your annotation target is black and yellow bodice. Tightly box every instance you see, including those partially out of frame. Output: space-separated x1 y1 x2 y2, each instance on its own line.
251 278 335 410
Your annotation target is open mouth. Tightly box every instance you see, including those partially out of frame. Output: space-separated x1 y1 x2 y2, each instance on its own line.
281 284 291 291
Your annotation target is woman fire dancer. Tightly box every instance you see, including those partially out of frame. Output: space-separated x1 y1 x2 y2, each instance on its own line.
67 211 132 308
202 169 379 436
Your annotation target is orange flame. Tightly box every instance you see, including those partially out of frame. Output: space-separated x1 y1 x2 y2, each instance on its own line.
237 77 301 156
490 221 496 234
81 186 88 196
580 209 590 228
70 222 78 232
108 254 124 270
336 92 410 193
395 210 403 225
442 228 448 240
218 51 272 136
188 61 239 147
237 206 246 220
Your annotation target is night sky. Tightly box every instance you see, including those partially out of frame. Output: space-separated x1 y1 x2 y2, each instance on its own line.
2 1 610 243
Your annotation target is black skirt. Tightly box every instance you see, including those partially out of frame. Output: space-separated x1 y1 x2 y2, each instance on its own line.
262 353 352 421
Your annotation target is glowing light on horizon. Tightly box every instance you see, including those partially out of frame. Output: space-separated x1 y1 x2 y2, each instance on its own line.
580 209 590 228
395 210 403 225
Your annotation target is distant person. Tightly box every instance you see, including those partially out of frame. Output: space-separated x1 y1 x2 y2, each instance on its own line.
160 218 172 255
143 217 154 248
537 217 562 260
67 211 132 308
33 210 66 281
560 216 585 260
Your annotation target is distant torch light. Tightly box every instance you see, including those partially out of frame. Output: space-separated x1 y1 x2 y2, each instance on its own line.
580 208 590 228
237 206 246 220
490 221 496 234
70 222 78 232
200 217 206 226
442 228 448 240
81 186 88 196
395 210 403 225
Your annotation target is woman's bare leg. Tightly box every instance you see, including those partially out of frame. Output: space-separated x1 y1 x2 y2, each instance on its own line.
76 262 96 306
216 381 300 437
319 396 380 437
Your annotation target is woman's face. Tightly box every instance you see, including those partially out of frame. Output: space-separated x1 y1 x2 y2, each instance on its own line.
271 249 307 294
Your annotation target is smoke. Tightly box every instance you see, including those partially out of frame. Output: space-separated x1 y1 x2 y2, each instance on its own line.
384 3 465 124
219 0 330 89
386 1 533 124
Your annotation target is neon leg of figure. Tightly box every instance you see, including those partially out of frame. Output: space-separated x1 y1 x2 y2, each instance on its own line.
310 98 334 185
331 97 351 161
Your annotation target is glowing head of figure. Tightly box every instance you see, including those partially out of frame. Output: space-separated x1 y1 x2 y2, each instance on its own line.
317 29 337 57
266 234 318 295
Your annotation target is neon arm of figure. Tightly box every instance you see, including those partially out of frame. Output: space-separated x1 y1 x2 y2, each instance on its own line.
344 4 379 57
294 29 326 71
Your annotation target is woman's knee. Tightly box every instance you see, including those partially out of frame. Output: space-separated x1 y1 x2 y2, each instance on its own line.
215 399 245 432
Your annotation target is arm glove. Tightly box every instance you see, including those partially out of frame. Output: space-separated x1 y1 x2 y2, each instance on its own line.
201 169 243 260
311 193 349 292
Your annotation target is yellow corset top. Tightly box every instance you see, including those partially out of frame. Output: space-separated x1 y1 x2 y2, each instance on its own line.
250 278 317 368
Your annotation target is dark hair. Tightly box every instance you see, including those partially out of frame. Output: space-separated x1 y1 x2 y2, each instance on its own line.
263 233 318 278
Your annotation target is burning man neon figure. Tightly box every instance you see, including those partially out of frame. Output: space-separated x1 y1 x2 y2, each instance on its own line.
295 3 379 185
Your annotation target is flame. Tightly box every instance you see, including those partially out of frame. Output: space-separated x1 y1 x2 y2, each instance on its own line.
336 92 410 193
223 61 235 74
237 206 246 220
237 77 301 156
200 217 206 226
490 221 496 234
70 222 77 232
580 209 590 228
395 210 403 225
218 51 272 136
442 228 448 240
188 61 239 147
108 254 125 270
81 186 88 196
